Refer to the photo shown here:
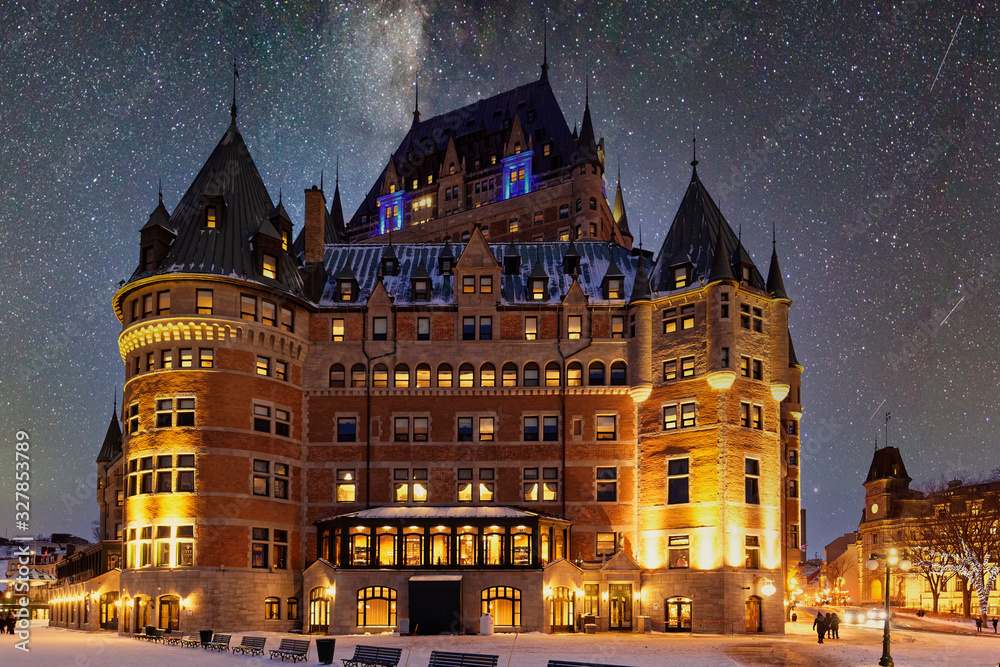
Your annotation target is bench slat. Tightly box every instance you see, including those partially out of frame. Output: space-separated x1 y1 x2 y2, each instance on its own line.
427 650 499 667
343 644 404 667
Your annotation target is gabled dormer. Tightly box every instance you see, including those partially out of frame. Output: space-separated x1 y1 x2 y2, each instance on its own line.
380 241 400 277
454 226 501 305
333 260 359 302
503 243 521 275
601 259 625 300
200 193 226 230
502 115 533 200
438 241 455 275
527 255 549 301
669 262 693 290
138 191 175 273
253 218 283 281
269 197 293 254
377 158 405 235
411 262 432 302
562 240 581 275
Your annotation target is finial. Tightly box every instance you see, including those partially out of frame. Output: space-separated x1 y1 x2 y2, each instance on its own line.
321 170 324 192
541 14 549 78
231 58 240 120
585 74 589 106
336 155 340 186
772 220 776 250
617 155 621 182
158 179 162 204
279 187 282 205
113 386 118 416
638 222 643 250
413 75 420 122
691 124 698 167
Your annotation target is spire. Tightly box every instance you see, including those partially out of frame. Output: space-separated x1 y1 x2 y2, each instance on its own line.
577 78 598 162
412 75 421 125
612 165 631 237
629 253 651 302
691 124 698 167
96 411 123 464
158 179 162 205
329 156 345 238
320 169 324 192
708 228 734 283
540 14 549 81
766 230 790 300
231 58 240 121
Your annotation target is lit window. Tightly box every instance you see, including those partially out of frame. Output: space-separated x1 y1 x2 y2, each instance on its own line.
479 416 494 441
480 363 495 387
680 305 694 329
463 275 476 294
256 356 270 376
663 404 677 430
241 295 257 321
674 267 687 289
437 363 453 387
566 362 583 386
480 275 493 293
199 349 214 368
545 362 561 387
262 254 277 279
331 318 345 341
596 467 617 501
752 405 763 430
740 402 751 427
529 278 546 300
681 402 696 428
669 535 690 568
413 417 429 442
567 315 582 339
597 415 616 441
336 469 356 502
262 300 277 326
394 417 409 442
524 316 538 340
156 291 170 315
741 356 751 378
745 535 760 569
611 315 624 339
606 278 623 299
275 360 288 382
351 364 367 387
206 206 217 228
179 348 192 368
502 362 517 387
662 308 677 333
596 532 616 556
394 364 410 387
509 219 519 233
196 289 213 315
681 356 695 378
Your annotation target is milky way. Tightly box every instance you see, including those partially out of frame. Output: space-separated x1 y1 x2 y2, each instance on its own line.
0 1 995 557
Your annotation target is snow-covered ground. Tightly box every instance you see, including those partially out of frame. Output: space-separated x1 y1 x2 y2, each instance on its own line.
2 616 1000 666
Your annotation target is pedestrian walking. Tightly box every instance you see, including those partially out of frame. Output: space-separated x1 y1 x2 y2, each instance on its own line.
993 617 998 633
975 617 982 632
5 612 12 634
813 612 827 644
830 612 841 639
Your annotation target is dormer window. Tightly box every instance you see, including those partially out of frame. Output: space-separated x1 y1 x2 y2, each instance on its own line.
673 266 690 290
439 258 453 275
529 278 547 300
389 183 396 194
262 254 278 280
413 279 430 301
281 230 289 252
141 246 154 271
339 280 355 302
606 278 624 300
206 206 217 228
543 143 551 156
449 163 456 175
514 142 521 155
382 257 397 276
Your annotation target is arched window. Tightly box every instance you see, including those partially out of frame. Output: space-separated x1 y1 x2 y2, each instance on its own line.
416 363 431 387
575 198 582 212
459 363 475 388
329 364 345 388
377 529 397 566
480 363 496 387
589 197 597 210
524 362 540 387
481 586 521 626
545 362 561 387
357 586 397 627
437 363 453 388
265 596 280 620
351 363 367 388
589 361 606 386
502 362 518 387
372 364 388 388
309 587 329 634
567 361 583 387
394 364 410 388
610 361 627 386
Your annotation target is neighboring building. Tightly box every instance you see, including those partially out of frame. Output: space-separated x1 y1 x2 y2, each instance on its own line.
823 532 859 606
858 447 1000 615
106 63 802 636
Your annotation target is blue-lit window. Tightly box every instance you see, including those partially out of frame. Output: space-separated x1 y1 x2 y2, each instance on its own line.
502 152 533 199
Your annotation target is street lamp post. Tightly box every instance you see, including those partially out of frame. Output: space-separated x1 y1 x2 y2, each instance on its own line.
866 550 912 667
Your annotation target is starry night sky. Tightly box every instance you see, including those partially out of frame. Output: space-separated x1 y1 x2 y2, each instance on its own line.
1 1 995 557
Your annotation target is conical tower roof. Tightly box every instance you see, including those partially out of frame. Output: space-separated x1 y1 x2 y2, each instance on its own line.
140 192 173 232
649 166 765 292
612 172 633 239
707 226 734 283
96 413 122 464
629 254 651 302
576 96 599 162
766 246 790 300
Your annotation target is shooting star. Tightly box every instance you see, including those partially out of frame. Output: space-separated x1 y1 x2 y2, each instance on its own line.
930 15 963 93
870 398 886 421
939 296 965 326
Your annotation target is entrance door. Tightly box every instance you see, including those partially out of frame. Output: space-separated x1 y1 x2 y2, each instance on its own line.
410 579 461 634
158 595 179 630
665 597 692 632
135 596 150 630
550 587 575 632
309 587 329 634
608 584 632 631
745 596 762 632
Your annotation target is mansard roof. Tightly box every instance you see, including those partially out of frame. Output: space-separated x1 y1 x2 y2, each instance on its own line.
96 413 122 464
346 77 577 232
649 167 766 293
319 240 643 307
131 119 304 296
865 447 911 484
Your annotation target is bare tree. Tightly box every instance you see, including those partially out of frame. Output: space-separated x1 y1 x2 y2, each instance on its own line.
823 558 849 605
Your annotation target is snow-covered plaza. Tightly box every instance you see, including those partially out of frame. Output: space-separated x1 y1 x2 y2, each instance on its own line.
3 614 1000 667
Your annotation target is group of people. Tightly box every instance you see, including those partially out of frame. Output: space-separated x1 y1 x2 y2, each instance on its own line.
974 616 999 633
812 611 841 643
0 612 18 634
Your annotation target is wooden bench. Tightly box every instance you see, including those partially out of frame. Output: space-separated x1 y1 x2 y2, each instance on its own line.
231 635 266 656
547 661 637 667
203 633 232 651
342 644 403 667
148 628 166 643
427 650 499 667
269 638 311 663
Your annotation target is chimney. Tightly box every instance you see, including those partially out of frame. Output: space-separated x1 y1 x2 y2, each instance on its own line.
304 185 326 264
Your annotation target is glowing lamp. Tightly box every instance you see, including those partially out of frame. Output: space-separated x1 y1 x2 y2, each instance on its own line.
601 591 609 601
706 370 737 391
761 582 776 597
770 383 790 402
544 587 553 598
866 557 879 570
325 586 335 598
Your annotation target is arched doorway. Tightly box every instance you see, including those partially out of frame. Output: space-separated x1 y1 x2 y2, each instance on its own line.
608 584 633 631
871 578 882 602
309 587 329 634
158 595 180 630
745 596 762 633
665 596 692 632
550 587 575 633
